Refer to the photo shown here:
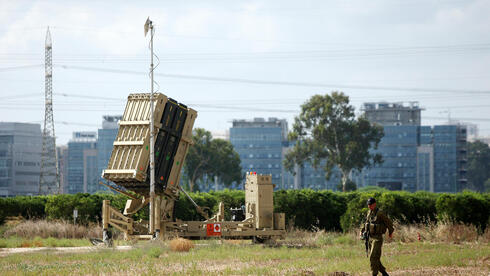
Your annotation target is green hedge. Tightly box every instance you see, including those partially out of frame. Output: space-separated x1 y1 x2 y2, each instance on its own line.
0 196 48 224
339 191 439 231
275 189 347 231
0 190 488 232
435 191 490 232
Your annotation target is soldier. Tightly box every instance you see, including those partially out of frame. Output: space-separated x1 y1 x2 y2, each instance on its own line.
360 197 394 276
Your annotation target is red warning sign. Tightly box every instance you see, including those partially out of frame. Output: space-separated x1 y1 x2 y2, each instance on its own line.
206 223 221 236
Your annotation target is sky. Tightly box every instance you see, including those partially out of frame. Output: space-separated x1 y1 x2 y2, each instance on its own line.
1 0 489 145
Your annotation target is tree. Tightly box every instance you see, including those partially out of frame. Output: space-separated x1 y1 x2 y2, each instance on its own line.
484 179 490 193
184 128 242 192
467 140 490 192
284 92 384 192
336 179 357 192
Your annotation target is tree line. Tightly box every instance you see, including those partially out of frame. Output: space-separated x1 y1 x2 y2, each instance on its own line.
1 190 488 232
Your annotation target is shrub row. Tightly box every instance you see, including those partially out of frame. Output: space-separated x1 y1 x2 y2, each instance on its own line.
0 190 488 231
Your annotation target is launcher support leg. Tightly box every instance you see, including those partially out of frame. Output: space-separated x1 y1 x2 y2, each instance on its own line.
102 200 113 246
102 200 109 230
149 193 155 235
154 195 162 239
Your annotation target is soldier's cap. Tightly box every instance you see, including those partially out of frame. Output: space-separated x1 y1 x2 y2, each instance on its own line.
367 197 376 205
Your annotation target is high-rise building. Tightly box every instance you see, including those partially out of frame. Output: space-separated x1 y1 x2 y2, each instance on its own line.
230 118 289 188
416 126 434 191
433 125 467 193
363 102 422 126
359 102 467 192
360 125 419 191
57 145 68 193
0 123 42 197
97 116 121 191
230 118 337 190
67 132 97 194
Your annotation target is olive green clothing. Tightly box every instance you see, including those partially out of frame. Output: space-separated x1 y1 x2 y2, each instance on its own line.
360 208 394 276
369 238 385 275
360 208 394 240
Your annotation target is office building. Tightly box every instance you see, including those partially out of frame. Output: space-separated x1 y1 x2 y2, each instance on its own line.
67 132 97 194
230 118 338 190
360 125 419 191
0 123 42 196
363 101 422 126
97 116 121 191
433 125 467 193
57 145 68 193
359 102 467 192
230 118 289 188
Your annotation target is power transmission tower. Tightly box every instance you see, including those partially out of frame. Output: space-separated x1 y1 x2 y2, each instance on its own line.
39 26 60 195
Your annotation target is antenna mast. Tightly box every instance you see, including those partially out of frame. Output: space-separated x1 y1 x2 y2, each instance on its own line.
39 26 60 194
144 18 156 236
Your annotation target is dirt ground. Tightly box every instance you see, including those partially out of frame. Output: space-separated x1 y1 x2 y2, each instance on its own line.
0 245 132 257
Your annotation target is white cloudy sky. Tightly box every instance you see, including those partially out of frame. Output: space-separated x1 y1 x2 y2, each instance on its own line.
1 0 489 145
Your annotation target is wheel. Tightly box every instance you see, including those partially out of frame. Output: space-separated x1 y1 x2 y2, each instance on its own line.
103 229 114 247
252 236 271 244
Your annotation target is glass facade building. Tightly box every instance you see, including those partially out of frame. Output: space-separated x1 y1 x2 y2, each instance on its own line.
0 123 42 196
97 116 121 192
359 102 467 192
67 132 97 194
230 118 288 187
433 125 467 193
230 118 339 190
362 126 419 191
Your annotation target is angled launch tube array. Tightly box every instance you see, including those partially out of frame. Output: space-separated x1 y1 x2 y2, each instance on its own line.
102 93 196 198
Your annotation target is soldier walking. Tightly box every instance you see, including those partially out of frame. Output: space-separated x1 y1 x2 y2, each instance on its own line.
360 197 394 276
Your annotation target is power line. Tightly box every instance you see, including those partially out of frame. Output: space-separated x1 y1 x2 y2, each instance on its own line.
0 64 43 72
55 93 125 101
1 44 489 64
56 64 490 95
3 93 490 109
4 103 490 122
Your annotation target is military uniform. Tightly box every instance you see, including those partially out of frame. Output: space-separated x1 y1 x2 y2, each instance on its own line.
361 207 394 276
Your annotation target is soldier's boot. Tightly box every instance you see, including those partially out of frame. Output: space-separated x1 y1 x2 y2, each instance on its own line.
380 269 389 276
372 271 378 276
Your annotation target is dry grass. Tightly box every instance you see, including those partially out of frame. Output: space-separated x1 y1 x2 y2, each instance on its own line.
19 240 44 248
3 220 102 239
169 237 195 252
392 220 489 244
280 221 490 249
278 228 353 248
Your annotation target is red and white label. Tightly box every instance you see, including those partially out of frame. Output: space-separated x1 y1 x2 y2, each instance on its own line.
206 223 221 236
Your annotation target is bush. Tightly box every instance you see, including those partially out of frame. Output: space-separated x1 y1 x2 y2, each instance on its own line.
0 189 488 233
436 191 489 232
0 196 48 223
339 191 439 231
274 189 347 231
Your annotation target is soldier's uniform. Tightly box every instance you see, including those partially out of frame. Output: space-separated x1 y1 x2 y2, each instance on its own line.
360 202 394 276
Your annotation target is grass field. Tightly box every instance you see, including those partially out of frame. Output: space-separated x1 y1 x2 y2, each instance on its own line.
1 220 489 275
0 234 489 275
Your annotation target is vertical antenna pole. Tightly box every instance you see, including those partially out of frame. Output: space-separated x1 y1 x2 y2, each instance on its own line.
149 21 156 235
